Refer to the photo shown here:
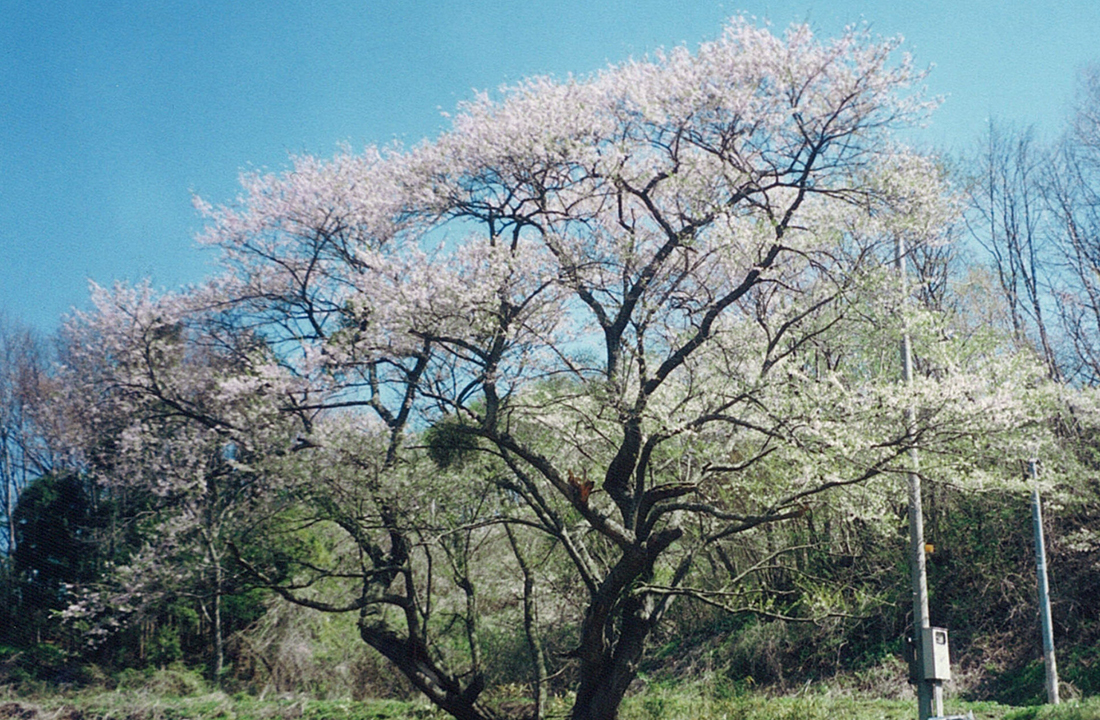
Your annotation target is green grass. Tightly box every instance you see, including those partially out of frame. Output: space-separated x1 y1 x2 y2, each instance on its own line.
0 666 447 720
617 686 1019 720
4 670 1100 720
1001 699 1100 720
0 691 449 720
618 691 1100 720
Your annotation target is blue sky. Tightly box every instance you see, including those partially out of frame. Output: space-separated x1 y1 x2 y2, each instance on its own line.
2 0 1099 332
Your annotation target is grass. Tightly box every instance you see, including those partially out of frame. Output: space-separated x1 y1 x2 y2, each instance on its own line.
617 685 1020 720
1000 700 1100 720
0 666 448 720
0 692 449 720
3 668 1100 720
10 694 1096 720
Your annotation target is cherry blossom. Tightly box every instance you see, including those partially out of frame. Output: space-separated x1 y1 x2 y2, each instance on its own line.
61 17 1046 720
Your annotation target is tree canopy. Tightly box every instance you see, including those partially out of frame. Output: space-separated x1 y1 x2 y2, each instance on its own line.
8 17 1087 720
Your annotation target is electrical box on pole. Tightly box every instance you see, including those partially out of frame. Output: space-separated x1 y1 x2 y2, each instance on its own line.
921 627 951 681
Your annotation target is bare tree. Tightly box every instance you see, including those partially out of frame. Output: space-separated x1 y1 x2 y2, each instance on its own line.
965 122 1061 379
0 315 55 554
1045 65 1100 383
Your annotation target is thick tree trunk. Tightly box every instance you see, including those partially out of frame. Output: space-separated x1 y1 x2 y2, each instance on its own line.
570 597 653 720
568 525 682 720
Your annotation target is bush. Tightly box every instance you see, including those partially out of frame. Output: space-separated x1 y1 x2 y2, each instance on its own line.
114 664 209 697
1004 698 1100 720
0 643 70 685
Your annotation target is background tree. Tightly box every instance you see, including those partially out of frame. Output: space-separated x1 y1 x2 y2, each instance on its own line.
0 314 81 657
963 66 1100 385
1044 65 1100 383
965 123 1059 377
57 282 298 680
8 472 101 648
0 315 57 556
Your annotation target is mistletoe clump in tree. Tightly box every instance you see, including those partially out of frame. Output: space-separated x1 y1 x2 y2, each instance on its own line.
80 17 1043 720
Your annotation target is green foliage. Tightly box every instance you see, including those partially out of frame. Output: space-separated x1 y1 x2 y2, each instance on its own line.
149 627 184 668
477 622 536 688
1004 699 1100 720
7 448 1084 706
0 643 69 684
615 683 1015 720
0 679 448 720
994 660 1050 708
627 472 1100 709
5 661 1093 720
8 473 102 644
423 416 480 470
229 599 416 701
114 663 210 697
1 462 276 676
993 648 1100 711
300 699 446 720
1063 646 1100 699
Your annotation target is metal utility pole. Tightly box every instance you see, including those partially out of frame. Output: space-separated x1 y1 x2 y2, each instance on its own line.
1029 459 1060 705
897 237 942 720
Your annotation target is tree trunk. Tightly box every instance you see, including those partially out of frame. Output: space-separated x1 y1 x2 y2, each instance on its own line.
359 619 498 720
505 524 548 720
2 435 14 553
570 596 652 720
567 525 681 720
213 559 224 681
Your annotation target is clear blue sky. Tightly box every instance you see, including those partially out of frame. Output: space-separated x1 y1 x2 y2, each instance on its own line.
3 0 1099 332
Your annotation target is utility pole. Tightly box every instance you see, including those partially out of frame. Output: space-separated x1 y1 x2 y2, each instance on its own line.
897 237 941 720
1029 459 1060 705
